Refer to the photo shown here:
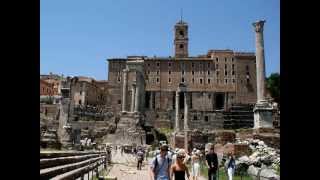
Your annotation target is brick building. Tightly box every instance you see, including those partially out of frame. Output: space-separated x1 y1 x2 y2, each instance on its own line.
40 79 55 96
106 20 257 131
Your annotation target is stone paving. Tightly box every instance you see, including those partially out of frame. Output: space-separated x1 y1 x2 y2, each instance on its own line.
106 149 208 180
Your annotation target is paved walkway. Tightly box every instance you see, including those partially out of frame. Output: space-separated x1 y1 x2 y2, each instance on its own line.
106 149 208 180
107 149 152 180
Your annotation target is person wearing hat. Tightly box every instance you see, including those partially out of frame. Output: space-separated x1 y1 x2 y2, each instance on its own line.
150 144 172 180
170 150 190 180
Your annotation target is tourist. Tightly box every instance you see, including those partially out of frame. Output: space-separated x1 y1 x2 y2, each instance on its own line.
137 149 144 170
224 152 236 180
191 150 201 180
170 150 190 180
150 144 172 180
205 145 218 180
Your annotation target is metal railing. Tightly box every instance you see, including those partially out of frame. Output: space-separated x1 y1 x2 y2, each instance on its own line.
40 150 109 180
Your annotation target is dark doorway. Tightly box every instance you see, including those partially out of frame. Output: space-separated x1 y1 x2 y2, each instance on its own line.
179 92 185 110
215 93 224 110
145 91 150 109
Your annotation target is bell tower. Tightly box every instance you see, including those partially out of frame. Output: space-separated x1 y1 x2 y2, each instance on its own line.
174 19 189 58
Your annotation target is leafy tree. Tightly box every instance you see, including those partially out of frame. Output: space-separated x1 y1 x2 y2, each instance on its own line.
266 73 280 104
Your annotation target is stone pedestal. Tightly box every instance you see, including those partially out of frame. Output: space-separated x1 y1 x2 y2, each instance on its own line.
253 102 273 129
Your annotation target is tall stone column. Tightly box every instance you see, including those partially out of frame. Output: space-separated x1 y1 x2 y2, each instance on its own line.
253 20 267 103
122 69 128 112
175 91 180 132
131 83 136 112
184 92 189 151
134 81 140 112
253 20 273 129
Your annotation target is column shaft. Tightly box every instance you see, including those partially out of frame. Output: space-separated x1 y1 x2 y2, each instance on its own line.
175 91 180 132
122 70 128 112
131 85 136 112
135 83 140 112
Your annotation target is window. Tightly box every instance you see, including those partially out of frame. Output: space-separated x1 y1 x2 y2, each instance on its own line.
79 100 82 105
232 64 235 69
246 71 250 75
180 44 184 49
148 63 150 67
208 94 211 98
182 71 185 75
208 79 211 84
148 70 150 74
208 71 210 75
193 115 198 120
80 91 82 95
225 58 227 62
117 77 121 82
157 71 160 75
179 30 184 36
232 71 235 75
192 78 195 83
192 63 194 67
200 79 203 84
232 58 234 62
225 64 227 69
192 71 194 75
169 71 171 75
225 71 228 76
246 65 249 71
205 116 209 122
225 79 228 84
247 78 250 84
216 58 219 62
216 71 219 76
168 62 172 67
157 62 160 67
157 78 159 83
169 78 171 83
232 79 235 83
181 78 185 82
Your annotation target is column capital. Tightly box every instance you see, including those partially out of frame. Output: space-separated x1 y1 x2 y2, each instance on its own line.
253 20 266 33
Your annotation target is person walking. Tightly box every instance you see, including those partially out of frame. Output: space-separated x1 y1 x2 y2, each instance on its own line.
150 144 172 180
170 150 190 180
205 146 218 180
137 149 145 170
191 150 201 180
224 152 236 180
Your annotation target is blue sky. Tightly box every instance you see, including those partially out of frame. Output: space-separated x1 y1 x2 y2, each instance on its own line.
41 0 279 80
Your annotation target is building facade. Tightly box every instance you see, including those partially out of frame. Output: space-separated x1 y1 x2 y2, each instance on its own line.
106 20 257 131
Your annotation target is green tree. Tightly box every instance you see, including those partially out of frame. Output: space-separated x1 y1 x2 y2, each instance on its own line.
266 73 280 104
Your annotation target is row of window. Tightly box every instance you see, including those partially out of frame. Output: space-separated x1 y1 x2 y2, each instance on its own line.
152 77 237 84
146 61 238 68
147 70 236 76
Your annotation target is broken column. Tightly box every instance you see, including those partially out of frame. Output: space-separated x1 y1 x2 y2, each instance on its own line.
131 83 136 112
122 68 129 112
252 20 273 129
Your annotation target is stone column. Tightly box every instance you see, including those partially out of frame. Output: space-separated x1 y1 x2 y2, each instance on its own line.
122 69 128 112
253 20 267 103
175 91 180 132
131 84 136 112
184 92 189 151
252 20 273 129
134 81 140 112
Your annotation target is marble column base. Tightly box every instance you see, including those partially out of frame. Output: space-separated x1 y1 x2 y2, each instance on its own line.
253 102 273 129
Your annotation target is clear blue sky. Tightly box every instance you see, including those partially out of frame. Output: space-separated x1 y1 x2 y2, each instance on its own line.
41 0 279 80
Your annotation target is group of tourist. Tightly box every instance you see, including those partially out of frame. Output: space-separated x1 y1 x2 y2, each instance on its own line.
149 144 236 180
